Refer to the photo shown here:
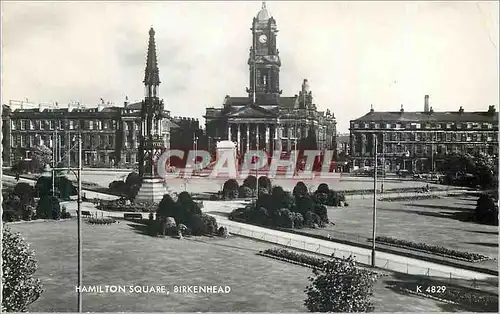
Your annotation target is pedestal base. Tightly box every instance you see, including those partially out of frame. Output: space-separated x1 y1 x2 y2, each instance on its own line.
135 177 171 204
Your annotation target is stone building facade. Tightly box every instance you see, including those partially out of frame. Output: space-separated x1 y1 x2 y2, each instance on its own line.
1 100 175 168
349 96 499 172
204 3 337 157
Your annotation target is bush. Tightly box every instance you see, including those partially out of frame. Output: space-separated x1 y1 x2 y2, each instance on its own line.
316 183 330 194
61 205 72 219
314 204 329 224
274 208 295 228
313 192 329 206
2 226 43 311
34 176 76 199
291 212 304 228
243 175 257 190
475 194 499 225
217 226 229 237
258 176 272 192
36 196 60 220
238 185 253 199
157 194 179 220
177 191 202 220
222 179 239 200
13 182 35 201
304 211 321 228
190 213 218 236
293 181 309 198
304 255 377 312
294 195 315 216
109 180 127 194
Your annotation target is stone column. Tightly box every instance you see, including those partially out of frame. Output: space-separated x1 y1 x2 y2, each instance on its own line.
228 123 232 141
237 124 241 153
265 124 270 152
246 123 250 152
256 124 260 150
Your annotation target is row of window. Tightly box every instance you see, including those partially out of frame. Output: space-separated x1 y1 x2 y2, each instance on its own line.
11 119 120 131
353 144 497 156
352 132 496 142
352 122 495 130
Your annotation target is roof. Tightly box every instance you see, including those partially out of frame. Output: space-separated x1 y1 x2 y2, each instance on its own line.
351 110 499 123
223 96 297 108
226 104 277 118
256 2 271 21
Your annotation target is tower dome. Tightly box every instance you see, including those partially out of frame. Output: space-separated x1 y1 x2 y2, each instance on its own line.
256 2 270 21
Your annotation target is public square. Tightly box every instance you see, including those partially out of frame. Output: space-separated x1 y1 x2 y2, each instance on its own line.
8 220 471 312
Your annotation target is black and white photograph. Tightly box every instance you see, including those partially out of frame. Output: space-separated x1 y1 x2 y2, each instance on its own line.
0 1 499 312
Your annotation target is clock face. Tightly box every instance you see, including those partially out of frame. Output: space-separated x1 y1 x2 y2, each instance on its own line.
258 34 267 43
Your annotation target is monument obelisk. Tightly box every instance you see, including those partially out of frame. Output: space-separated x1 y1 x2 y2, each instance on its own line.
135 27 170 204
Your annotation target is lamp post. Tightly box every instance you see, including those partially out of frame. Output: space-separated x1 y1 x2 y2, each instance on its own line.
193 133 199 172
371 135 378 267
52 133 82 312
52 127 60 196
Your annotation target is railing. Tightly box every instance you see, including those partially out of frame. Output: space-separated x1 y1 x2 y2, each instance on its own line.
220 223 484 287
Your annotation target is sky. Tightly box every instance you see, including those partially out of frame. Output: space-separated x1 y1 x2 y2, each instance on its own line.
1 1 499 133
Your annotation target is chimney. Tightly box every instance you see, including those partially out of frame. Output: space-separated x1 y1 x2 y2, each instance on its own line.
424 95 429 112
400 104 404 113
429 106 434 114
488 105 496 115
370 104 374 113
459 106 464 114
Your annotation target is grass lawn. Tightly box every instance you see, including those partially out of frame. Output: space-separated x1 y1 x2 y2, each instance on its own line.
301 195 498 265
7 219 457 312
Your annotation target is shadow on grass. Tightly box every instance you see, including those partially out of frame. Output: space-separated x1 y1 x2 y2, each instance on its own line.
187 237 261 253
126 221 157 237
464 230 499 235
383 272 499 312
465 242 498 248
408 204 474 212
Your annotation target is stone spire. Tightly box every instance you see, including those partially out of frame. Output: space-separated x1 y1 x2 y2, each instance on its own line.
144 27 160 86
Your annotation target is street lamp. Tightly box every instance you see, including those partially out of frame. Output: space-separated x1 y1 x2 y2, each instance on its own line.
193 133 199 172
372 136 410 267
52 127 61 197
52 134 82 312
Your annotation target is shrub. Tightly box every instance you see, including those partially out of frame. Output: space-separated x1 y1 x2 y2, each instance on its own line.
61 205 72 219
222 179 239 197
291 212 304 228
316 183 330 194
314 204 329 224
258 176 272 192
2 226 43 312
238 186 253 198
13 182 35 201
243 175 257 190
313 193 328 206
274 208 294 228
304 211 321 228
125 172 142 186
157 194 179 220
177 191 202 219
295 195 315 216
475 194 499 225
258 187 269 196
36 196 60 220
304 255 377 312
34 176 76 199
191 213 218 236
217 226 229 237
109 180 127 194
293 181 309 198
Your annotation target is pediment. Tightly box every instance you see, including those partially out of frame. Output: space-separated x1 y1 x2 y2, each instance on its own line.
226 104 276 118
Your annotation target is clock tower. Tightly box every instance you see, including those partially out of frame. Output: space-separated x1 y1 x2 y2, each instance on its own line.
247 2 281 104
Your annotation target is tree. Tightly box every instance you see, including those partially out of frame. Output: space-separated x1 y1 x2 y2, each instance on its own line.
2 225 43 311
243 175 257 190
36 195 61 220
304 255 377 312
438 152 497 189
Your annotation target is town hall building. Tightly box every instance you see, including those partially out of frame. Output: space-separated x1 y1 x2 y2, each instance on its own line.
204 2 337 157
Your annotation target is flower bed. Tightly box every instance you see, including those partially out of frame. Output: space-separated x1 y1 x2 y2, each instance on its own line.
393 280 498 312
341 187 443 195
86 217 116 225
257 252 322 270
261 248 328 268
379 195 440 202
374 236 491 262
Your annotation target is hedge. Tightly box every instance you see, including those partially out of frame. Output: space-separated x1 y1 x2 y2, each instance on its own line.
374 236 490 262
86 217 116 225
379 195 440 202
261 248 325 268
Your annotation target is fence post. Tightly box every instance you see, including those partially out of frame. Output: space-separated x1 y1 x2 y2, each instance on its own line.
472 278 477 289
426 268 430 276
316 244 321 253
406 264 408 274
303 241 306 249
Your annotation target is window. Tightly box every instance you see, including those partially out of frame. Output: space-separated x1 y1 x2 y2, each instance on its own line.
385 123 391 129
49 120 54 130
20 120 25 130
396 124 402 129
29 120 34 130
364 123 369 129
446 123 452 129
425 124 430 129
467 123 472 129
70 120 74 130
435 124 442 129
354 123 359 129
89 121 94 130
457 123 462 129
415 123 421 129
